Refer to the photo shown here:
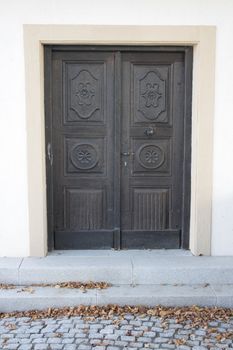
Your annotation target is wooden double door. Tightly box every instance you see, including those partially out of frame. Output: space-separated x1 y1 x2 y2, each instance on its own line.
45 46 192 250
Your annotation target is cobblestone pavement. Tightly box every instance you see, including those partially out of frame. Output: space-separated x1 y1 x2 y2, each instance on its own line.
0 314 233 350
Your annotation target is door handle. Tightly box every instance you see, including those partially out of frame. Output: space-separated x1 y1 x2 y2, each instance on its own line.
121 152 130 156
47 143 53 165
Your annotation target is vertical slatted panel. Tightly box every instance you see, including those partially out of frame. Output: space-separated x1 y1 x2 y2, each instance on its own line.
133 189 168 230
66 189 104 230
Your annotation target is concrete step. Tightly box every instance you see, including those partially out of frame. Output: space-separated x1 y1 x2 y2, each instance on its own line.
2 252 233 285
1 284 233 312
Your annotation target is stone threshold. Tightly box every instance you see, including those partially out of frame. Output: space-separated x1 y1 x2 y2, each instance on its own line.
1 250 233 286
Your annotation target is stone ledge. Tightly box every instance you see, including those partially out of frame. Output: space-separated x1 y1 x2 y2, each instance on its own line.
1 253 233 285
0 284 230 312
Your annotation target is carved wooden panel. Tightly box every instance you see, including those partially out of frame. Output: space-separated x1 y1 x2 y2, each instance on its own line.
64 62 105 123
133 64 169 124
65 137 105 175
65 188 105 230
132 139 171 175
132 188 169 230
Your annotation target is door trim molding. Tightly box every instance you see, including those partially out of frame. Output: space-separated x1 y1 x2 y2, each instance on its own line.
24 25 216 256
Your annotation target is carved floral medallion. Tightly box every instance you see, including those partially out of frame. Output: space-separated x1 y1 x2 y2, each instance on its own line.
70 144 98 170
137 144 165 169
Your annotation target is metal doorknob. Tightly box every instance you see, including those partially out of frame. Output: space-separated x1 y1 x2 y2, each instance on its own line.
121 152 130 156
144 126 155 136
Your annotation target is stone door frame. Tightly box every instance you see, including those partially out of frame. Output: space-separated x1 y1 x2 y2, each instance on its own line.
23 25 216 256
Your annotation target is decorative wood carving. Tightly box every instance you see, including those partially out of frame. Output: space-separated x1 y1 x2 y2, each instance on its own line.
133 65 169 124
133 188 169 230
65 137 105 175
132 139 171 175
70 69 100 119
70 143 99 170
137 144 165 169
138 70 166 120
66 188 104 230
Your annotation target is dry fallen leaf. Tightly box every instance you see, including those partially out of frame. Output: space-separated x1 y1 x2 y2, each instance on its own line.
5 323 17 330
53 332 63 338
80 286 87 293
216 334 223 341
174 338 186 345
21 287 35 294
2 338 8 345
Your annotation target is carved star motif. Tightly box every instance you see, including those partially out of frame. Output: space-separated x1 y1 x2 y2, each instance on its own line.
142 83 162 108
76 82 95 106
145 150 159 164
77 150 92 164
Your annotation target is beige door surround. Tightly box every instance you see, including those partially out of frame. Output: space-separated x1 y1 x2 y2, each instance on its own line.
24 25 216 257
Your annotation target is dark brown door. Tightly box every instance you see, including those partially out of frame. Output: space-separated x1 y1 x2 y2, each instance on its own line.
121 52 186 249
45 46 192 250
48 51 115 249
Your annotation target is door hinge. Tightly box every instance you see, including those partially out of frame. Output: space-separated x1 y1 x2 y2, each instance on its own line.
47 143 53 166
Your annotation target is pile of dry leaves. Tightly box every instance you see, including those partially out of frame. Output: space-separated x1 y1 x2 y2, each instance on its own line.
0 284 15 290
32 281 110 290
0 281 110 291
1 305 233 328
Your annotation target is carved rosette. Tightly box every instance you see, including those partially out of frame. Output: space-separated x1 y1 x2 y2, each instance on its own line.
137 144 165 169
138 70 166 120
70 69 100 119
70 144 99 170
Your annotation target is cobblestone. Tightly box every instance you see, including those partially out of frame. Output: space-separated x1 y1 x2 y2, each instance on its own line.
0 314 233 349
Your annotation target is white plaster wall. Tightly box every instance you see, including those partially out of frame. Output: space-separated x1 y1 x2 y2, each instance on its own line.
0 0 233 256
